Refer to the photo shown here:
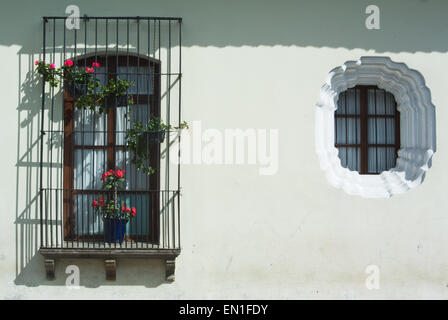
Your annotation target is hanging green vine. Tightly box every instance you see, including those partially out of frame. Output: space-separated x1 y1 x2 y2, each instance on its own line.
125 114 189 175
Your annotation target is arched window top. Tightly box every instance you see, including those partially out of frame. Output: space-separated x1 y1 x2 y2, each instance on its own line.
316 57 436 198
67 53 160 95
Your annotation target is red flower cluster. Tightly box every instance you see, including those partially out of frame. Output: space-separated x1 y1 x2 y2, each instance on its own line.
35 59 98 70
101 169 125 181
91 195 105 208
121 205 137 217
85 62 100 73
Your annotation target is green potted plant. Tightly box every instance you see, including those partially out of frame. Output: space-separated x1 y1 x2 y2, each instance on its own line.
104 78 135 108
125 115 189 175
35 59 134 114
91 169 137 243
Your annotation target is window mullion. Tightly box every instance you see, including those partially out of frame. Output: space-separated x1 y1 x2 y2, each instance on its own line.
359 86 368 174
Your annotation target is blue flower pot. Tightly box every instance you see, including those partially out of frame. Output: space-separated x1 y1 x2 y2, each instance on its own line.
103 218 128 244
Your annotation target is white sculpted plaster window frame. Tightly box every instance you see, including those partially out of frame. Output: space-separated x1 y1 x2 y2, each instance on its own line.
316 57 436 198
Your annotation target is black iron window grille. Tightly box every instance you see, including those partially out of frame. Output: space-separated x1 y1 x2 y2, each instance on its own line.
38 16 182 260
335 85 400 174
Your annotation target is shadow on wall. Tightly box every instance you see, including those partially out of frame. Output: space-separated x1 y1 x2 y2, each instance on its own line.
15 255 166 288
14 49 174 286
13 52 168 288
0 0 447 53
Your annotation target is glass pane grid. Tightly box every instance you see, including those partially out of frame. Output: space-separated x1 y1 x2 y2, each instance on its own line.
335 86 398 175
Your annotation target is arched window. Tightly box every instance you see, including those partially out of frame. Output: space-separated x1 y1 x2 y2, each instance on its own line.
335 85 400 174
63 54 161 242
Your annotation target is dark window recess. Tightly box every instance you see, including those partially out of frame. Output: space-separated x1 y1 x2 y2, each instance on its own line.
39 16 182 251
334 85 401 174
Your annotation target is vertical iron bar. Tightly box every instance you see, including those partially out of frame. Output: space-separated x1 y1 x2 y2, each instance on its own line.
62 19 66 248
177 20 181 249
104 18 108 248
137 18 142 248
126 18 130 249
116 18 123 249
147 18 151 249
40 18 47 248
49 19 56 247
93 18 98 248
158 20 161 250
83 17 87 248
74 22 78 248
167 20 171 249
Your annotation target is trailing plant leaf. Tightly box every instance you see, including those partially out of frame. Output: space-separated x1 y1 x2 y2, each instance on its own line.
125 114 189 175
35 59 135 114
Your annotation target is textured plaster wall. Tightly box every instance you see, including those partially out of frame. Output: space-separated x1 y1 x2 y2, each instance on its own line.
1 0 448 299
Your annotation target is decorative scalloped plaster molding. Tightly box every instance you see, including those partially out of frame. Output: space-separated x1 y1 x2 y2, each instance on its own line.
316 57 436 198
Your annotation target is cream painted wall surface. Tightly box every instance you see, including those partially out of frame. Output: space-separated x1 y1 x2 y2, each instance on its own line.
1 0 448 299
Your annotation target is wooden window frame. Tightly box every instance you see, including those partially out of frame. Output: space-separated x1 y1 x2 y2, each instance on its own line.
334 85 401 175
63 54 161 242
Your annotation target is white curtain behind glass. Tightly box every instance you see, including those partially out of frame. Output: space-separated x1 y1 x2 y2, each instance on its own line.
335 89 361 172
73 67 154 236
366 89 396 173
335 88 397 173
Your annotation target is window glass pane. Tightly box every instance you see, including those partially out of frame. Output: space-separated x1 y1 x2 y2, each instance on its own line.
336 92 345 114
346 89 360 114
73 194 104 236
115 150 150 190
338 147 360 172
74 149 107 189
74 108 108 146
375 89 386 114
94 66 108 87
386 118 395 144
336 89 360 115
117 66 154 94
116 104 150 145
115 193 151 236
367 89 376 115
368 147 395 173
385 92 395 115
335 118 360 144
387 147 397 169
368 118 388 144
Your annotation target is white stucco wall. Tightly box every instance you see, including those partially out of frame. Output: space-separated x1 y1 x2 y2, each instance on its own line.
1 0 448 299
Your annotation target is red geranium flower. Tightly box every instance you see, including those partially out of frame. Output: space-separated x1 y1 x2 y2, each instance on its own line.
115 170 124 179
98 196 105 207
102 171 111 180
91 200 98 208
